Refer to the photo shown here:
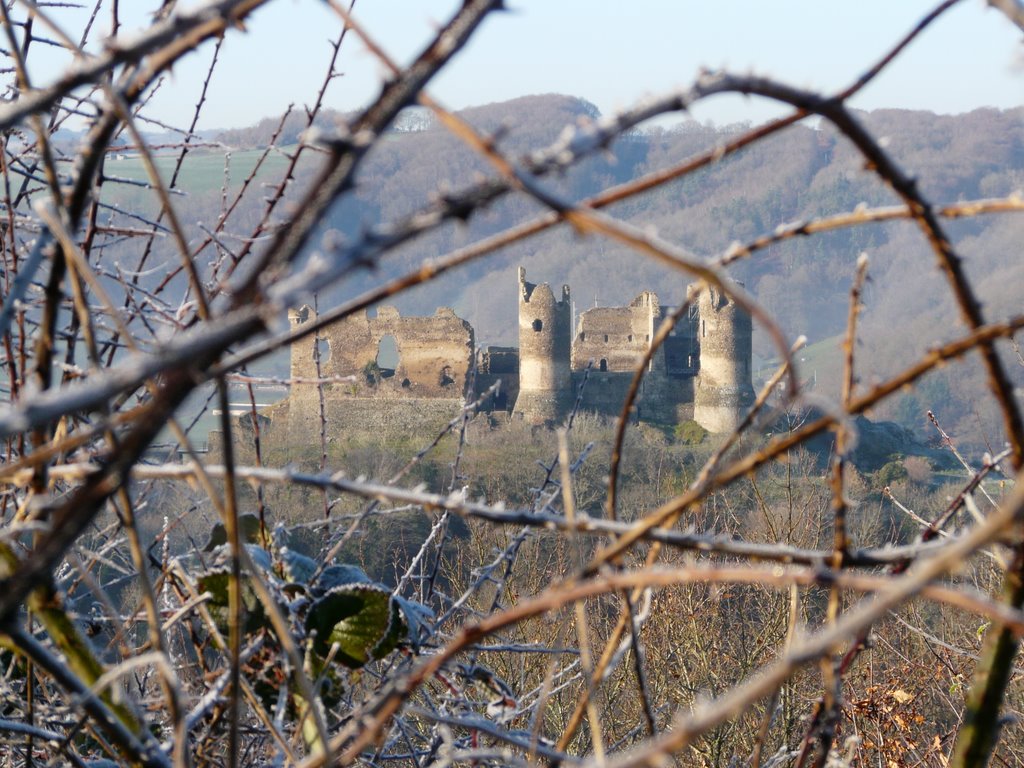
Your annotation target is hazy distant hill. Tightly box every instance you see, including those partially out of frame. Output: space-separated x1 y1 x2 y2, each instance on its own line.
119 93 1024 442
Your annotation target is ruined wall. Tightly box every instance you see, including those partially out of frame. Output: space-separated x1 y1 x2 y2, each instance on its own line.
289 304 473 401
570 292 697 423
571 291 658 373
512 267 573 424
288 305 320 382
476 346 520 412
569 370 692 422
641 305 700 423
693 285 755 433
272 304 474 446
257 397 465 459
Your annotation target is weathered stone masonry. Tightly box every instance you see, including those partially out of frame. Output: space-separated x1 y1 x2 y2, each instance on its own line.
289 304 474 398
257 304 474 446
254 267 754 446
566 288 696 425
692 285 756 433
511 267 753 431
511 267 574 423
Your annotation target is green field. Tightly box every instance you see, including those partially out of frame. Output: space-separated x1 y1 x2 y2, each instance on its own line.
795 333 842 379
101 146 299 206
755 333 843 392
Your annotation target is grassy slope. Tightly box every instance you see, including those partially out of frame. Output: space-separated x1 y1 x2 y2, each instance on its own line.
756 333 843 395
102 147 295 205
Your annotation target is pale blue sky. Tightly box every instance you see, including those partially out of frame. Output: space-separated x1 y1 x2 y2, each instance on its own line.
40 0 1024 130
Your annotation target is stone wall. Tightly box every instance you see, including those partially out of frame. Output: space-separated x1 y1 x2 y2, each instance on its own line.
570 292 698 423
571 291 657 373
252 304 476 457
476 346 520 412
289 304 474 402
249 396 465 463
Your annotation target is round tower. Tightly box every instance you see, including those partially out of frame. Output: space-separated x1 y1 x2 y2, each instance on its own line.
693 285 755 433
512 266 573 424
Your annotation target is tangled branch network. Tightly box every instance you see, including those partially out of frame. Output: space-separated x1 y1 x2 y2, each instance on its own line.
0 1 1022 767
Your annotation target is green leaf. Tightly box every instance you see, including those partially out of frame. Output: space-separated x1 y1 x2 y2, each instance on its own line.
315 564 372 594
280 547 318 584
392 595 434 649
197 568 271 634
246 545 274 572
305 584 405 669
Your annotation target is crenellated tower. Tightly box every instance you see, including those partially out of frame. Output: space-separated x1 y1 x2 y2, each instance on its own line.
693 284 755 433
511 266 573 424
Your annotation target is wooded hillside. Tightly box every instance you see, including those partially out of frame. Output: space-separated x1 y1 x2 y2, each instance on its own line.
203 95 1024 445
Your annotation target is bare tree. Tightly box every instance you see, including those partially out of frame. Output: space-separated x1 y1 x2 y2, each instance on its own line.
0 1 1022 767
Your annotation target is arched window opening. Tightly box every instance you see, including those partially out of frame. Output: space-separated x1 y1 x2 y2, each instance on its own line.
627 334 633 342
376 335 398 379
314 337 331 366
580 332 586 342
532 318 543 332
439 365 455 387
604 334 609 343
599 359 608 372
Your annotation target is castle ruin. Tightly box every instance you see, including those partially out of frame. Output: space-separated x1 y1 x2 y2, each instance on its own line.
264 267 754 443
510 267 754 430
263 304 476 444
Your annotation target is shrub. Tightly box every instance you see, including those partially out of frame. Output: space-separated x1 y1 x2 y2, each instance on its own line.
875 459 909 487
903 455 933 485
674 419 708 445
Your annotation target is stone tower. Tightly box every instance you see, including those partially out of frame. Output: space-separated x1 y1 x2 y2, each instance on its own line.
693 285 755 433
512 266 573 424
287 305 319 393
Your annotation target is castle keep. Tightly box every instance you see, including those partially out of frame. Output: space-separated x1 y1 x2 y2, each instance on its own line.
268 267 754 441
